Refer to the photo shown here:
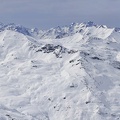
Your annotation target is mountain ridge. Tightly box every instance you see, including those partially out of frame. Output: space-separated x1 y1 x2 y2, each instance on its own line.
0 21 120 120
0 21 119 39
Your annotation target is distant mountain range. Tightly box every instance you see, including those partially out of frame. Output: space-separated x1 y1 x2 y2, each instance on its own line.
0 21 120 39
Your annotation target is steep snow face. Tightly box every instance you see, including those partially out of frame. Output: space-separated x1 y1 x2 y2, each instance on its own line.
0 22 120 120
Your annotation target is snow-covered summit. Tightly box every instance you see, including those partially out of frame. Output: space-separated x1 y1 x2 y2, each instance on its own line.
0 23 31 35
0 21 118 39
0 22 120 120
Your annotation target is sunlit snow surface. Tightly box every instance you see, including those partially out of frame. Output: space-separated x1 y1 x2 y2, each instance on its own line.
0 23 120 120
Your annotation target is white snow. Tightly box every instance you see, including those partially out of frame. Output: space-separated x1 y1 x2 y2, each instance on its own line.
0 22 120 120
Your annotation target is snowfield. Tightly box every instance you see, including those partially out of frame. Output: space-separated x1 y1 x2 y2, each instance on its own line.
0 22 120 120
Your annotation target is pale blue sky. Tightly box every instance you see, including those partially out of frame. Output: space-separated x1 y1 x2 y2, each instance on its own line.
0 0 120 29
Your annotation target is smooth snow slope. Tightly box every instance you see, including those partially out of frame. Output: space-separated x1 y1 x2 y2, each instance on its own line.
0 22 120 120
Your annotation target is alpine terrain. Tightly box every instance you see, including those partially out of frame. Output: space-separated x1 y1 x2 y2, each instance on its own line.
0 21 120 120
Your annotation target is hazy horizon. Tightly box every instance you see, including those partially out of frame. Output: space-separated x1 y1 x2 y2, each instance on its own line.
0 0 120 29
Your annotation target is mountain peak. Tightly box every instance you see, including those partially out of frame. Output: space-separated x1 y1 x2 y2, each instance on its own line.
0 21 120 120
0 23 31 36
0 21 119 39
81 21 95 27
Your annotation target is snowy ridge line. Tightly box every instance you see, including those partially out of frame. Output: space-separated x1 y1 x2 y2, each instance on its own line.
0 22 120 120
0 21 119 39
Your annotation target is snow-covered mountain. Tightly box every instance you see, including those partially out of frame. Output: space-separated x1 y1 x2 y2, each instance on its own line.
0 21 120 120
